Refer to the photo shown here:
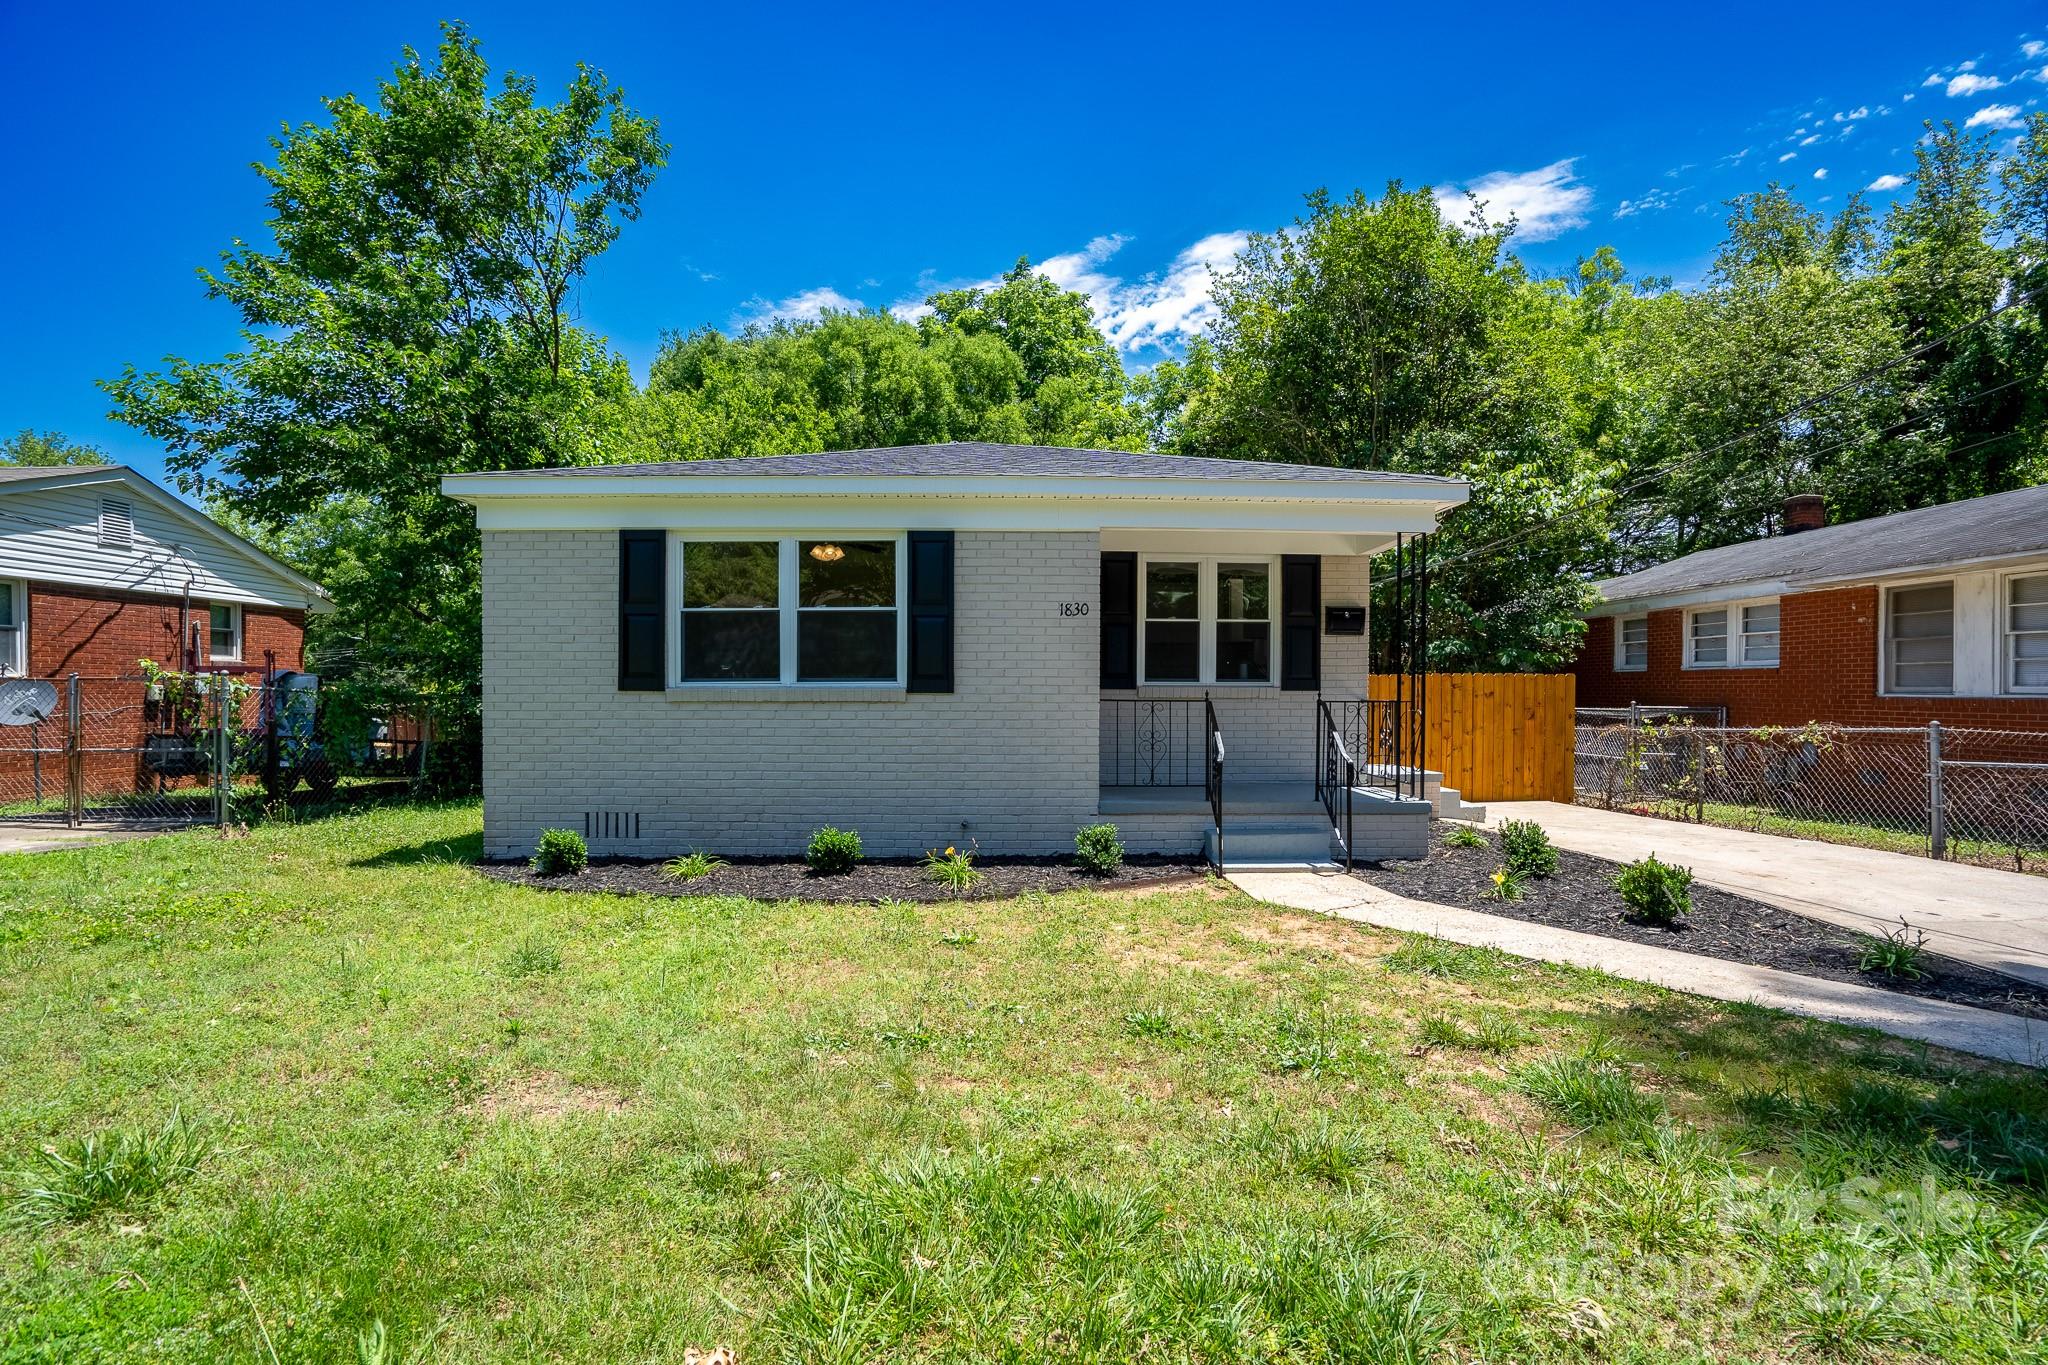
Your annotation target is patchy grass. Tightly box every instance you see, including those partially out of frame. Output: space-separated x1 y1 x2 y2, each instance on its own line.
0 801 2044 1361
1603 796 2048 876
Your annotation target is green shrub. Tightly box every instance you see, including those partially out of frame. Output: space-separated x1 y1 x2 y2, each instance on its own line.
660 850 726 881
1497 819 1558 878
922 842 982 891
1613 854 1693 923
806 826 863 875
1857 918 1930 980
530 828 587 876
6 1109 210 1228
1074 822 1125 875
1442 824 1488 850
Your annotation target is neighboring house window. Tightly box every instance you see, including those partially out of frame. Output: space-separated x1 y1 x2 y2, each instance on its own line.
1684 600 1779 668
675 536 903 685
1885 583 1954 695
208 603 242 661
1686 608 1728 666
2007 572 2048 694
98 497 134 549
1614 615 1648 672
1140 556 1277 685
0 579 23 676
1739 602 1780 665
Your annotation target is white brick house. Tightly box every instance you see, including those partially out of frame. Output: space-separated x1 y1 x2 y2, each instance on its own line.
444 444 1467 865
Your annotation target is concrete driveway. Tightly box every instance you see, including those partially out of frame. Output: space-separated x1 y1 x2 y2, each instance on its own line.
0 820 178 855
1486 801 2048 988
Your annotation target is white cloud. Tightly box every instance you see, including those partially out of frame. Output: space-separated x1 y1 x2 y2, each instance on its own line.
1922 73 1944 87
1904 92 1916 101
1433 158 1592 241
1613 186 1678 219
1966 102 2025 129
2024 40 2046 58
1778 151 1798 162
1813 167 1829 180
1799 134 1822 145
1948 72 2004 96
891 231 1250 354
730 285 864 329
1866 173 1908 191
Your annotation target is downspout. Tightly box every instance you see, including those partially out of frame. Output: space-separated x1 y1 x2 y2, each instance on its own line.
180 577 194 671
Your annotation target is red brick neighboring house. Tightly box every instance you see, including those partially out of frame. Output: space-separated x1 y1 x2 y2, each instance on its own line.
0 464 328 682
0 465 330 802
1572 487 2048 730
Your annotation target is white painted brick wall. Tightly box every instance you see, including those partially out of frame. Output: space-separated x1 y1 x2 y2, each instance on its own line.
481 535 1382 860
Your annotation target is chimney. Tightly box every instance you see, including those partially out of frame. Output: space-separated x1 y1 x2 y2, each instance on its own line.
1783 493 1826 534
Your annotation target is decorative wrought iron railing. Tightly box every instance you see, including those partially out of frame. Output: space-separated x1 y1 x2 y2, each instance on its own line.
1315 698 1355 869
1100 698 1213 788
1205 694 1224 871
1318 697 1426 802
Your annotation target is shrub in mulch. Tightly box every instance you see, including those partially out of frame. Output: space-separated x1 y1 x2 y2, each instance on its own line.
1355 826 2048 1020
480 852 1208 903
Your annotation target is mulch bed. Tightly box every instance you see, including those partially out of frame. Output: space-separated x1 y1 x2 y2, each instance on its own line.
1351 826 2048 1021
480 853 1210 903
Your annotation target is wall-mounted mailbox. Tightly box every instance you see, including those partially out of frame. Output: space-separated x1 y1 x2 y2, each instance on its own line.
1324 606 1366 636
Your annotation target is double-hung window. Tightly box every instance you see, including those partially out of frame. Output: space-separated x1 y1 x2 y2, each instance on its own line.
1614 615 1648 671
2005 573 2048 694
1684 600 1778 668
1139 556 1275 685
1885 582 1954 695
675 535 902 686
0 580 23 676
208 603 241 661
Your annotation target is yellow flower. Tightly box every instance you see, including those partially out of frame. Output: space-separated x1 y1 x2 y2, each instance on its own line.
945 846 956 856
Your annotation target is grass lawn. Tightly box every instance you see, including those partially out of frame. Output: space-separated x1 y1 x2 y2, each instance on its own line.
1596 796 2048 876
1 803 2044 1363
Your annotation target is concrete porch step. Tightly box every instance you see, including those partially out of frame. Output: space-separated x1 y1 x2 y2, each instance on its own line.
1204 817 1335 867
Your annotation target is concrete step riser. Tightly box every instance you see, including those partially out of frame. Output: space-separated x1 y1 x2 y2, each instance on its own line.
1204 824 1335 864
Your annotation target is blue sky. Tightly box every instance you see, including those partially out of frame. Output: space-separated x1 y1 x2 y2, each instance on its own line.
3 2 2045 487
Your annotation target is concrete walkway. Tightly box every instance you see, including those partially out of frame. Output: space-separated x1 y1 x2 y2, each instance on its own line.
0 820 173 855
1230 868 2048 1068
1485 800 2048 988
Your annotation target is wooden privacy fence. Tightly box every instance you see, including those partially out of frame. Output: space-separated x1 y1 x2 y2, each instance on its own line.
1366 672 1576 803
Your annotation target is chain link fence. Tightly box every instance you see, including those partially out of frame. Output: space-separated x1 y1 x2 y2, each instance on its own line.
0 671 463 830
1574 717 2048 875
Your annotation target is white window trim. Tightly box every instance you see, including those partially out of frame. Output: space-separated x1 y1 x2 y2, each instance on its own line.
1681 597 1780 670
0 578 25 677
1879 577 1956 698
1613 614 1649 673
1137 553 1281 688
2001 568 2048 696
668 532 907 689
207 602 242 662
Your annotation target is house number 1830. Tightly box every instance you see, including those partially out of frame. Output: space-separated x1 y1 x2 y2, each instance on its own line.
1058 601 1090 617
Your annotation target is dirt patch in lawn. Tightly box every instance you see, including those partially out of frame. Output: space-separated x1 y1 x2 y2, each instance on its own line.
1352 827 2048 1020
482 854 1210 903
467 1072 629 1121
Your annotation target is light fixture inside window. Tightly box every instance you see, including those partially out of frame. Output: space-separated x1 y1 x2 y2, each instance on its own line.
808 543 845 562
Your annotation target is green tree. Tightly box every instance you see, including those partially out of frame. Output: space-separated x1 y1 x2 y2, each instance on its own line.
102 23 664 704
1176 184 1615 670
0 429 107 466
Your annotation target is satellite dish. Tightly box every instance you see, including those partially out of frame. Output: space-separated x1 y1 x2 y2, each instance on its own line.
0 679 58 727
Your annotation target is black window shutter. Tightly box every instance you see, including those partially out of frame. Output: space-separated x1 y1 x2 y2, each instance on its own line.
907 531 954 693
618 530 666 691
1100 551 1137 689
1280 554 1320 691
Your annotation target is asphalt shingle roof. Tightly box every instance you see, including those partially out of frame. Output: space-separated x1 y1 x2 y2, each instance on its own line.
1596 482 2048 603
0 464 116 484
482 442 1462 486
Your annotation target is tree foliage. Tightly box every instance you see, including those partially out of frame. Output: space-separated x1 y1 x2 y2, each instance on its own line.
102 22 666 698
0 429 107 467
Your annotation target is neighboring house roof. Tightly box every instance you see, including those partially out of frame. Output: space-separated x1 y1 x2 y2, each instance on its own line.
1593 483 2048 613
463 442 1468 487
0 463 332 612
